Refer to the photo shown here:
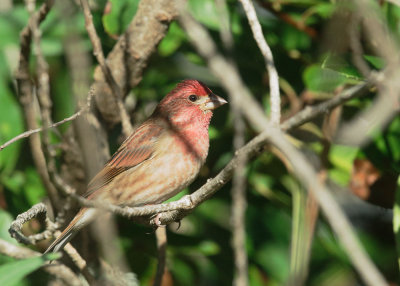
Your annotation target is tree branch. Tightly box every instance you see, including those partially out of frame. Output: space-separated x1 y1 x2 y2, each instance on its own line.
92 0 180 125
153 227 167 286
9 203 59 245
80 0 133 136
239 0 281 125
15 0 61 209
0 90 93 151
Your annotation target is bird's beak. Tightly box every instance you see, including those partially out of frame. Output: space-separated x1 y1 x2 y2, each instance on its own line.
202 93 228 111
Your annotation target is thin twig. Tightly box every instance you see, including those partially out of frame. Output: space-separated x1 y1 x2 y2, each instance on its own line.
239 0 281 125
0 90 94 151
336 0 400 146
9 203 59 245
80 0 133 136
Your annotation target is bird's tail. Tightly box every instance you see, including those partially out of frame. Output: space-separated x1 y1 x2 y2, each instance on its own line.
44 208 98 254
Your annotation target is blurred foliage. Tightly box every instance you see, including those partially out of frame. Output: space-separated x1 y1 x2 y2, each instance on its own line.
0 253 60 286
0 0 399 285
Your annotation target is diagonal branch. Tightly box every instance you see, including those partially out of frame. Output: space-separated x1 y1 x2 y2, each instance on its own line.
92 0 180 125
80 0 133 136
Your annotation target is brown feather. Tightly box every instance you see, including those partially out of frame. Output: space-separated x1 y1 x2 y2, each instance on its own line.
83 122 163 199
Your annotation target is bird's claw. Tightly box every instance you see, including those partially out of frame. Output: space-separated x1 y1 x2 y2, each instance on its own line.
153 213 166 228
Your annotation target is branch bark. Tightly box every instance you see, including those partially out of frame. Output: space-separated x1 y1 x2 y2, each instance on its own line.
15 0 61 210
92 0 180 126
239 0 281 125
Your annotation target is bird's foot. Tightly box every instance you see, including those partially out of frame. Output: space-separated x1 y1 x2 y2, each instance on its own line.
153 213 166 228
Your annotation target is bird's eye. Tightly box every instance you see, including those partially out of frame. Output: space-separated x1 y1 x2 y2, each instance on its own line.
188 94 198 102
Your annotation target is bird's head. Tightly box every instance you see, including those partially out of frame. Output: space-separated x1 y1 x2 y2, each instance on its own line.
155 80 227 129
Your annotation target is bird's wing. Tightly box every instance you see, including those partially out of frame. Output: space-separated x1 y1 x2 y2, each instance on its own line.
83 121 164 199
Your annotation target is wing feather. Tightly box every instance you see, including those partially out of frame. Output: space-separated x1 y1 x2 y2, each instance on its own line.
83 121 164 199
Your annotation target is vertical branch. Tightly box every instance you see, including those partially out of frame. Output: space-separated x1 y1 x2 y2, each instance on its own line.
215 1 249 284
30 0 63 208
231 113 248 286
238 0 281 125
153 227 167 286
91 214 131 274
59 0 109 183
215 0 234 50
80 0 133 137
16 0 61 210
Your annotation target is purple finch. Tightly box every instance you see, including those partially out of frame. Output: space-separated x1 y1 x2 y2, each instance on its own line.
45 79 227 253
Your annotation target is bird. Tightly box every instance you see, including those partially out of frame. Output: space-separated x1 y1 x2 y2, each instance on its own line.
44 79 227 254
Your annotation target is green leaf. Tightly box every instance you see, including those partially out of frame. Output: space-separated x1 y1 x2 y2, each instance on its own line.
169 258 195 285
102 0 139 36
364 55 385 69
188 0 220 31
23 168 46 205
312 3 336 18
0 209 14 244
303 65 347 92
255 244 290 283
0 17 19 49
38 38 63 57
281 24 311 51
249 265 268 286
158 22 186 57
0 253 60 286
197 240 220 256
328 145 359 186
208 126 220 140
0 70 24 174
197 199 230 229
